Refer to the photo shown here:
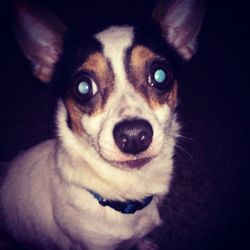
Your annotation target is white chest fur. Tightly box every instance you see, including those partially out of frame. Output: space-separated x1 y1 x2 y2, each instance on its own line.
54 186 161 250
0 140 162 250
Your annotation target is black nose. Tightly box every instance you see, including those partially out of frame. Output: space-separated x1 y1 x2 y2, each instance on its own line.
113 119 153 155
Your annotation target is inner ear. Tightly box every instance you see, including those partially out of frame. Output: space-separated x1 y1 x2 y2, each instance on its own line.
14 0 66 83
153 0 205 60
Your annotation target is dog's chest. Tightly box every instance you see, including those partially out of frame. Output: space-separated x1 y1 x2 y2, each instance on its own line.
54 186 161 250
79 202 161 249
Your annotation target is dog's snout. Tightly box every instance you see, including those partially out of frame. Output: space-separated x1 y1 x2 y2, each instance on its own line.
113 119 153 155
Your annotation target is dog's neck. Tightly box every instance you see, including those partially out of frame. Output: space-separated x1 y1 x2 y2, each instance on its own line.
87 189 153 214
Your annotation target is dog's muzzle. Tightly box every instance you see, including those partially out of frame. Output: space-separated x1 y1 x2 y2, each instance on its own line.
113 119 153 155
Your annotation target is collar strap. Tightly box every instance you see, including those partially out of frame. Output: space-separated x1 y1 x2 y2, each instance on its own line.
87 189 153 214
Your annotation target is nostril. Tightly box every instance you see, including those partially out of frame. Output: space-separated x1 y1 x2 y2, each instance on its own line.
113 119 153 155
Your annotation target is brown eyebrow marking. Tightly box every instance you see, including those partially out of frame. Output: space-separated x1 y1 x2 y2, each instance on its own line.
129 45 156 81
79 52 109 79
128 45 177 109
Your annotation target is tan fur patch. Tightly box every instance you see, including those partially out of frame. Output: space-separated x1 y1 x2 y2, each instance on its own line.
149 81 178 110
65 98 84 134
167 81 178 108
130 46 156 75
79 52 108 80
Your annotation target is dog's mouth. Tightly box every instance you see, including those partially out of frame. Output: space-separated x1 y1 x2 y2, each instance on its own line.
111 157 153 169
96 141 155 169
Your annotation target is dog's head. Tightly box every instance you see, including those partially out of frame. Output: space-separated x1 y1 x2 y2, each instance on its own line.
14 0 204 198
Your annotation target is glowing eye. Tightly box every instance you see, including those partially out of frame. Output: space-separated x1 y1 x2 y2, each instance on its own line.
72 75 98 102
154 69 166 83
78 81 90 94
148 63 173 91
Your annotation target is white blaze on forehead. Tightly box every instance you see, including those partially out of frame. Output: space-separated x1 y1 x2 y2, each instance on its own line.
95 26 134 84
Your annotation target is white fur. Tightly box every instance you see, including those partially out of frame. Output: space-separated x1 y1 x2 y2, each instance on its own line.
0 26 179 250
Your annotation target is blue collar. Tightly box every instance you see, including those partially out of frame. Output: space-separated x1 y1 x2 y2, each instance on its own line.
87 189 153 214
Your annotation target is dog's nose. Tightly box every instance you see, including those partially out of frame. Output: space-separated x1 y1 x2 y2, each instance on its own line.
113 119 153 155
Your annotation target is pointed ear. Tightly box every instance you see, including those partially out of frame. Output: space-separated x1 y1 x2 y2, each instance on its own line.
14 0 66 83
153 0 205 60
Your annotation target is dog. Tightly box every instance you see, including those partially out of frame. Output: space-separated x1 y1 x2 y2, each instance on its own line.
0 0 204 249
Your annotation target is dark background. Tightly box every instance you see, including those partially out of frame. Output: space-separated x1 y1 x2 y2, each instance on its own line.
0 0 249 249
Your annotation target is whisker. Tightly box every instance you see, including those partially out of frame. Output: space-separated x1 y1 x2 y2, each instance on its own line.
174 142 194 162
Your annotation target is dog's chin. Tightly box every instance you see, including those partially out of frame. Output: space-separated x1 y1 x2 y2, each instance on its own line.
107 157 153 169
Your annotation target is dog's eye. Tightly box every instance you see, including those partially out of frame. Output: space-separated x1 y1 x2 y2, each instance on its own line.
148 63 173 91
73 75 98 102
